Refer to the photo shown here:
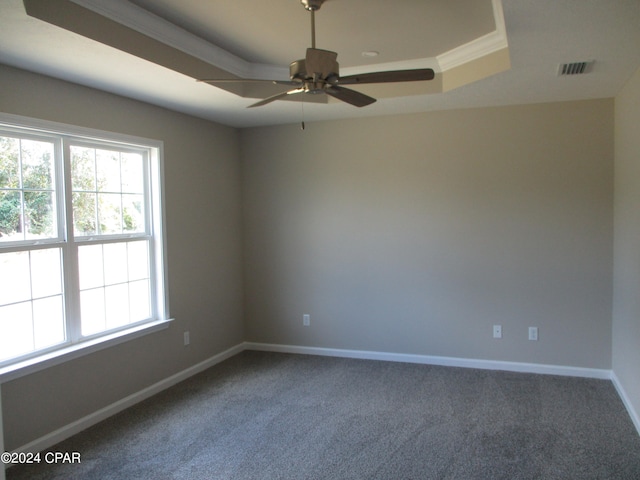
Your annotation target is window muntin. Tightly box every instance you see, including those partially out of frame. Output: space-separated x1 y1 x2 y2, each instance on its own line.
0 117 167 368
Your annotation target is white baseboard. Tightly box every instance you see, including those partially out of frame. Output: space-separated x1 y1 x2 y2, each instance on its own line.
8 341 634 464
8 343 244 459
611 371 640 437
243 342 613 379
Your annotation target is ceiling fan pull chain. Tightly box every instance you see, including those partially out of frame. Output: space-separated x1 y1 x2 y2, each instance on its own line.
301 101 306 130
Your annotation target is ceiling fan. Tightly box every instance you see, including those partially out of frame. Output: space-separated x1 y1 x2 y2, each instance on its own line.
197 0 435 108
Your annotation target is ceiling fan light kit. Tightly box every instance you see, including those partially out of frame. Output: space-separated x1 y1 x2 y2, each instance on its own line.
198 0 435 108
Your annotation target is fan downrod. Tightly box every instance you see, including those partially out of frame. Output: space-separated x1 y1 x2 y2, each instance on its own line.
301 0 324 48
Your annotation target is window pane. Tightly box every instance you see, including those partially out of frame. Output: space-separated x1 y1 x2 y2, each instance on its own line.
73 191 97 236
33 295 65 349
122 194 145 233
96 149 121 193
21 139 54 190
30 248 62 298
80 288 105 336
121 152 144 193
0 190 22 241
0 247 67 361
78 244 104 290
24 191 56 239
0 136 20 188
97 193 121 234
0 302 33 362
0 250 31 304
129 279 151 322
105 283 129 329
78 240 153 334
71 146 96 191
71 146 147 239
104 242 127 285
128 241 149 281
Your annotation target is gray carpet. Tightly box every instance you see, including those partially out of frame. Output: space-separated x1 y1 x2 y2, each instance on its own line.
7 351 640 479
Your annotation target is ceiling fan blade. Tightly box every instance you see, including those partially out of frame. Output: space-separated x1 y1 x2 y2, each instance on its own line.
305 48 339 79
325 86 376 107
198 78 300 86
338 68 435 85
247 88 305 108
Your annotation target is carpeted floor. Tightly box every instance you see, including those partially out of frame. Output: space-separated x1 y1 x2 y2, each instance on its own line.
7 351 640 479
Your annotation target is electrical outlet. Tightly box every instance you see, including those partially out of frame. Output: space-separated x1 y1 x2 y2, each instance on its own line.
493 325 502 339
184 331 190 346
528 327 538 341
303 314 310 327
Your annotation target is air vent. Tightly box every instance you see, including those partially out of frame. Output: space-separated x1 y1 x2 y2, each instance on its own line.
558 61 594 76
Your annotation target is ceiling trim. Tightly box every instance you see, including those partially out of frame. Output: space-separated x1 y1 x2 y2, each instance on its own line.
437 0 508 71
71 0 508 82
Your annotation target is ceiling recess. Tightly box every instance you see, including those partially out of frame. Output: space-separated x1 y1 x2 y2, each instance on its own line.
558 61 594 76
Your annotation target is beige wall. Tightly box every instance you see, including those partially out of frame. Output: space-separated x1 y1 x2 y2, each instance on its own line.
0 65 244 450
241 100 614 368
613 67 640 422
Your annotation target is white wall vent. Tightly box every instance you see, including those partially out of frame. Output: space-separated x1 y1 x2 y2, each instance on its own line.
557 61 594 76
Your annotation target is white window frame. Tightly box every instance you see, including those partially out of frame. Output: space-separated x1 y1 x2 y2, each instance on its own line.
0 113 171 382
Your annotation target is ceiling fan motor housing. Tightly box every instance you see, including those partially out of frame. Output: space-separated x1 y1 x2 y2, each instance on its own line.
290 58 339 84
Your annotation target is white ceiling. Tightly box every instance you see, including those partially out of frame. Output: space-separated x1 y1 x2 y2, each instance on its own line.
1 0 639 128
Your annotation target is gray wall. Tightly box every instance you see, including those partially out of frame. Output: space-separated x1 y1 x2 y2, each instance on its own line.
241 100 614 369
0 62 627 451
0 65 244 450
613 67 640 423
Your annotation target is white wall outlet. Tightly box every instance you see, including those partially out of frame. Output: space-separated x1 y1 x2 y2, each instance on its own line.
303 314 310 326
493 325 502 339
528 327 538 341
183 331 190 346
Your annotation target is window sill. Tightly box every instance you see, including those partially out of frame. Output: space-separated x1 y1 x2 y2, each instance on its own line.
0 319 174 383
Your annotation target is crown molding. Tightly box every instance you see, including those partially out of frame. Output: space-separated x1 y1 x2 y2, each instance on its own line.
437 0 508 71
71 0 507 82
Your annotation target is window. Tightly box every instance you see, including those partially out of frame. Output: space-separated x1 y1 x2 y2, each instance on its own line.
0 114 168 370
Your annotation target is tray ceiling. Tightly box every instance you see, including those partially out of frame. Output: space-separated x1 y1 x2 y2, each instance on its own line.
0 0 639 128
